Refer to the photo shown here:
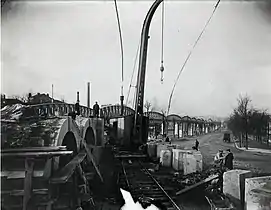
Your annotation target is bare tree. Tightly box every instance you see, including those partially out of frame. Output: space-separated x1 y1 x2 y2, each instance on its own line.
144 100 152 114
236 95 251 149
60 96 66 103
11 94 28 103
227 95 251 149
161 108 167 116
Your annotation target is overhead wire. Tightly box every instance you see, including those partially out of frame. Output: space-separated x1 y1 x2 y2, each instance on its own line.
126 40 141 105
166 0 221 116
113 0 124 98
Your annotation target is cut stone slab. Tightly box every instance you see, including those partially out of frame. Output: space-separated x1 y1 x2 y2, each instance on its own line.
223 169 252 209
245 176 271 210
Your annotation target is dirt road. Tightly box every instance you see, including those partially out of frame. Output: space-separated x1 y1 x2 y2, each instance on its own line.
172 131 271 175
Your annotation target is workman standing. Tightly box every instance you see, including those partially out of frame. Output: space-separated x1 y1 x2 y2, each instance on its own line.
224 149 234 170
192 139 199 151
214 150 224 168
93 101 100 117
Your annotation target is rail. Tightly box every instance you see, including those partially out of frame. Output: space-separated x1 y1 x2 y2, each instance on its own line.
140 162 181 210
119 160 181 210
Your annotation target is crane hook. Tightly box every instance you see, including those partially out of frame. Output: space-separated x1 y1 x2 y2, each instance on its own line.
160 62 164 84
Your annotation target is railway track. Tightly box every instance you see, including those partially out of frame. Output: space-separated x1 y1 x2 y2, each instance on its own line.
118 160 181 210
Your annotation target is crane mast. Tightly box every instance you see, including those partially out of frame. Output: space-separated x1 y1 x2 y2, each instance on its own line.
133 0 163 146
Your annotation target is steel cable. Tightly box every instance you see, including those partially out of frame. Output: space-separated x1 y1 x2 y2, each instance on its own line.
167 0 221 116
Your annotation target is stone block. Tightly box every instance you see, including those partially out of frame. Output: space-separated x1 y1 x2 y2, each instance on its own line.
245 176 271 210
172 149 184 171
193 151 203 172
157 144 168 158
160 149 172 167
94 118 104 146
172 149 190 171
183 153 197 175
147 143 157 158
223 169 252 209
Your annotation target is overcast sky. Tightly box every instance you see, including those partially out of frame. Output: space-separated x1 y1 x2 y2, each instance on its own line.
2 0 271 117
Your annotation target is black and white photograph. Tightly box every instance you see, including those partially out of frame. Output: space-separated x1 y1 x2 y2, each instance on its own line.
1 0 271 209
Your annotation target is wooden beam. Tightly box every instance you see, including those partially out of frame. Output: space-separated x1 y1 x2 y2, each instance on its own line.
176 175 219 196
2 146 67 153
1 170 44 179
50 152 86 184
23 158 34 210
1 150 73 159
2 189 48 196
115 154 147 158
82 142 104 183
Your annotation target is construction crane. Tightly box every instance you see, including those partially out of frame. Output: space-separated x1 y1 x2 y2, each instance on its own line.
131 0 164 149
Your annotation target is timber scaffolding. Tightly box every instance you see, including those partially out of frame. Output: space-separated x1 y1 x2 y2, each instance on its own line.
1 143 103 210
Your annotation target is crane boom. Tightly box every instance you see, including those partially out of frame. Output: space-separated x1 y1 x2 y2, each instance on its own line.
133 0 163 145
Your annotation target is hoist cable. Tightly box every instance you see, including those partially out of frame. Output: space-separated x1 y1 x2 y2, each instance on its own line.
161 0 165 64
167 0 221 116
113 0 124 97
160 0 165 83
126 41 140 105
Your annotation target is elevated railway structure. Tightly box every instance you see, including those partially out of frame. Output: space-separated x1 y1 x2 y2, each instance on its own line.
1 102 220 210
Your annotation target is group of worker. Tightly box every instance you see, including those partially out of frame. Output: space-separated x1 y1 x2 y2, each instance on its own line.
214 149 234 170
191 139 234 171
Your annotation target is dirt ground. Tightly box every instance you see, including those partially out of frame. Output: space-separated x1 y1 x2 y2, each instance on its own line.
171 131 271 175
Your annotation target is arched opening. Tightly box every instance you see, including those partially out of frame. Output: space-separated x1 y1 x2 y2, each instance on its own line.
85 127 96 146
59 132 78 168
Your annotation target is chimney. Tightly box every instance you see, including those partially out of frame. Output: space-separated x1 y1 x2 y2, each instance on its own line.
77 91 80 103
87 82 90 108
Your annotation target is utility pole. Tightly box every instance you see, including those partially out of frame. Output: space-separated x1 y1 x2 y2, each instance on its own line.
77 91 80 103
87 82 90 108
51 84 54 103
76 91 80 115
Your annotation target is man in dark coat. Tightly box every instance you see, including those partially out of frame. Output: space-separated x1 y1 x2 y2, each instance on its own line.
93 101 100 117
224 149 234 170
192 139 199 151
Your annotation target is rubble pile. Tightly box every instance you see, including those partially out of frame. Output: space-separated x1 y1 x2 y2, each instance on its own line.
1 104 25 120
1 104 41 121
1 119 60 148
148 165 222 195
1 104 61 148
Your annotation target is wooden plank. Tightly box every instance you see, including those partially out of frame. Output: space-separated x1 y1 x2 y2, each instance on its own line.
1 150 73 158
2 146 67 153
2 189 48 196
115 154 147 158
23 158 34 210
50 152 86 184
176 174 219 196
1 170 44 179
82 142 104 183
45 157 55 210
